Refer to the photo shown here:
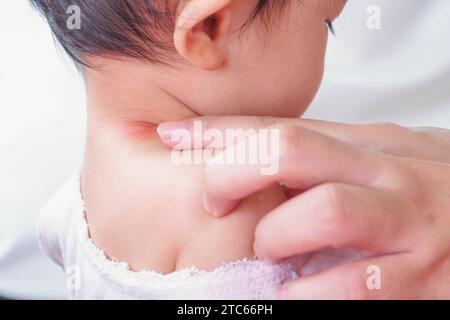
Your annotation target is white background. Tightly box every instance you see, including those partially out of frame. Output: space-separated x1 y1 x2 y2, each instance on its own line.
0 0 84 298
0 0 449 299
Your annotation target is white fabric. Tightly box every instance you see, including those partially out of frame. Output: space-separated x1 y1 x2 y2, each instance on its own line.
1 0 449 299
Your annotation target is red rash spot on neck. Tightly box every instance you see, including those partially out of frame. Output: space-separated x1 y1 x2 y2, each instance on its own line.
121 121 159 140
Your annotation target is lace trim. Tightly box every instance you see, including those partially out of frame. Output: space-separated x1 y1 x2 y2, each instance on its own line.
72 173 299 296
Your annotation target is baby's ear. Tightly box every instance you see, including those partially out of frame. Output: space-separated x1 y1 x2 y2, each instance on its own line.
174 0 232 70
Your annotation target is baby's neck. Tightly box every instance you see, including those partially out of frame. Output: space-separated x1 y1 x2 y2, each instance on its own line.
83 60 198 138
80 61 291 275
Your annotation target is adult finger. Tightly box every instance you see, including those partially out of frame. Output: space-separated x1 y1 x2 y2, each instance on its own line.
253 183 412 263
278 253 420 300
158 117 450 163
157 116 295 150
202 125 393 216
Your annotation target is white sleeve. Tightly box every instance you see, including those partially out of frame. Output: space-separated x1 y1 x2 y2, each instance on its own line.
36 173 81 269
36 200 64 267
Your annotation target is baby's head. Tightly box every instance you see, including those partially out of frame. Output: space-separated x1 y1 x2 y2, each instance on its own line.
33 0 346 119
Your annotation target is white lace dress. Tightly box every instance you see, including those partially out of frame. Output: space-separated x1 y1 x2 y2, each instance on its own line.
37 173 360 300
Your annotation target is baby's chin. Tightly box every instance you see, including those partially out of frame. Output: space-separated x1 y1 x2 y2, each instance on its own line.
205 110 305 119
256 93 316 119
248 104 310 119
200 94 312 119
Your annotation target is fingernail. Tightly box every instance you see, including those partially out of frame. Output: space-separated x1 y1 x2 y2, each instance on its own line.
157 121 188 141
202 193 238 217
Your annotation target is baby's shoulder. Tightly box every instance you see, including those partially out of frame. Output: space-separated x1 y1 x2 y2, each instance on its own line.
82 135 287 273
82 139 208 272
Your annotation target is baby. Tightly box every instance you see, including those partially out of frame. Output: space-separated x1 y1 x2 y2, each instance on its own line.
34 0 347 299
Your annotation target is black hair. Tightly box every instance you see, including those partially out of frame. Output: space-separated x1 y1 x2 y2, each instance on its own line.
30 0 289 67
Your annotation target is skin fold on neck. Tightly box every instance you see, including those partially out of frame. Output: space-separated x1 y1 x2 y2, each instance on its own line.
83 59 199 139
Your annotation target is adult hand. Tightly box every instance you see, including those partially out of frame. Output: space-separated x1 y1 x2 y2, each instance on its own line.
158 117 450 299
